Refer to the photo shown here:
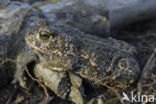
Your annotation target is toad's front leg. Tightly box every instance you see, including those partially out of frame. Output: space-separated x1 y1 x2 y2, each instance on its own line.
34 63 71 99
34 63 84 104
68 72 84 104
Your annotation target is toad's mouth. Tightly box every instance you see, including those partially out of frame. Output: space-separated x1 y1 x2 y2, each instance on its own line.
25 33 49 54
25 38 51 54
42 65 64 72
34 50 78 72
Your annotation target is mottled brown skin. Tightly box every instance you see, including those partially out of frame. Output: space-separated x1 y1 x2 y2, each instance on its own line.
25 25 78 72
25 21 140 86
14 19 140 104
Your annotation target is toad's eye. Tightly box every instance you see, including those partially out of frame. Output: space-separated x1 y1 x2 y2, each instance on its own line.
39 31 51 40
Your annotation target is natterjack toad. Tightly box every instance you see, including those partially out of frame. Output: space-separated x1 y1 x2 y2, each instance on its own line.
16 19 140 104
25 20 140 86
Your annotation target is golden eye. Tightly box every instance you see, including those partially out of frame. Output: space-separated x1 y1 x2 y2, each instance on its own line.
39 31 51 40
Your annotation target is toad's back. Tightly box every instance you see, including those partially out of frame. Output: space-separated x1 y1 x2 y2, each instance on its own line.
25 23 140 86
74 35 139 85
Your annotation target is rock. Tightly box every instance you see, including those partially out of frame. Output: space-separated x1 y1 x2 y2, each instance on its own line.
0 0 10 8
38 0 110 37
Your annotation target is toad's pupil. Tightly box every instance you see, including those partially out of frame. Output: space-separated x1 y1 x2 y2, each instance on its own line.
39 31 50 40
